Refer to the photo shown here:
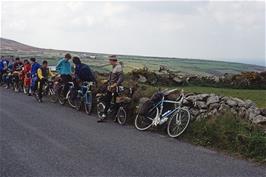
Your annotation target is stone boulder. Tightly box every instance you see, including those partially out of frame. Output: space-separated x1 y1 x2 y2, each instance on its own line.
206 95 220 106
259 108 266 116
218 103 230 112
138 75 147 83
226 99 238 107
195 101 207 109
172 77 183 84
196 94 210 101
209 103 220 110
252 115 266 124
247 108 261 121
231 98 246 107
244 99 256 108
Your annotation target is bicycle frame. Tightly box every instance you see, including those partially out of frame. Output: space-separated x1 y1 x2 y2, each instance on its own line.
78 82 94 104
150 92 185 126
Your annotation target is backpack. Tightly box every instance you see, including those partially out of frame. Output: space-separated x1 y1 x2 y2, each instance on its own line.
138 92 164 116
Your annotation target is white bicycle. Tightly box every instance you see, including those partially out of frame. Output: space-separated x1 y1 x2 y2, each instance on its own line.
135 89 191 138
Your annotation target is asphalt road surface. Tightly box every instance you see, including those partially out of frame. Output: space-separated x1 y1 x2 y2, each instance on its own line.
1 87 266 177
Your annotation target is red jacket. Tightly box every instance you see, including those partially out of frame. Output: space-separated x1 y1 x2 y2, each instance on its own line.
23 63 31 86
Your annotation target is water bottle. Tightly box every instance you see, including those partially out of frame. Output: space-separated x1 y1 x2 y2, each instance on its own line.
160 110 171 125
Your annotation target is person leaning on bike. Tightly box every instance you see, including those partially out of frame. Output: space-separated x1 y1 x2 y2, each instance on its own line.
36 60 55 102
97 55 124 123
56 53 72 98
72 56 96 84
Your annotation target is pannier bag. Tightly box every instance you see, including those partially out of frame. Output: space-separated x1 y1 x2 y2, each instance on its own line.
138 92 164 116
151 92 164 103
138 100 155 116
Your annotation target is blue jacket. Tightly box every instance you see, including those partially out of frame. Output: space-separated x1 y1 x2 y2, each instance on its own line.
56 58 71 75
75 63 96 82
31 62 41 77
0 60 3 72
0 59 9 72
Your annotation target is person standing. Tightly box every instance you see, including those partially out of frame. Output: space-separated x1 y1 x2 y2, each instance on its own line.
97 55 124 122
56 53 72 97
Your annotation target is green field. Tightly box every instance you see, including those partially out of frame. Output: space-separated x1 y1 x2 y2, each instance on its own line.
176 86 266 108
1 49 265 76
138 84 266 108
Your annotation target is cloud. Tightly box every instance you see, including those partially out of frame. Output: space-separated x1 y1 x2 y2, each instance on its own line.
200 2 264 30
103 2 128 17
1 1 265 65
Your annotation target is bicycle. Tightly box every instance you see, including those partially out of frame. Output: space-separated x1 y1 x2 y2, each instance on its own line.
56 81 76 108
34 79 57 103
135 89 190 138
11 71 23 92
96 86 133 125
74 81 95 115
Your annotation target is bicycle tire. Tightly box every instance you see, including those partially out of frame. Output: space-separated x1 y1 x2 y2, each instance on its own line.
84 92 92 115
48 88 57 103
75 95 82 111
167 108 190 138
67 88 77 108
135 107 158 131
117 106 127 125
57 86 66 105
97 102 105 119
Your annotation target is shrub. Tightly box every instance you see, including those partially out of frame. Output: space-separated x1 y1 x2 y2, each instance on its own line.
184 111 266 162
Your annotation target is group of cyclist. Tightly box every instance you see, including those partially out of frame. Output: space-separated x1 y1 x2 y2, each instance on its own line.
0 53 124 123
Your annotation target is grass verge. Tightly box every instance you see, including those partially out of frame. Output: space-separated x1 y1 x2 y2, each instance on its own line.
183 111 266 163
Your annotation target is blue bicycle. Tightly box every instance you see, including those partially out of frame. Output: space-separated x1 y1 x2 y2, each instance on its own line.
75 81 95 115
135 89 191 138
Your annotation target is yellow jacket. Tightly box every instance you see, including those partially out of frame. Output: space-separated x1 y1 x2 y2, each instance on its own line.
37 67 54 80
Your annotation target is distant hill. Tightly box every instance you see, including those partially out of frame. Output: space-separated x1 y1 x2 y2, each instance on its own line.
0 37 265 75
0 38 43 52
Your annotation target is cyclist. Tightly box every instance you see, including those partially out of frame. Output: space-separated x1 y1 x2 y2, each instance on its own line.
56 53 72 98
30 58 41 95
4 57 14 89
97 55 124 122
12 57 23 92
0 56 5 85
1 57 9 86
36 60 55 102
72 56 96 84
22 59 31 95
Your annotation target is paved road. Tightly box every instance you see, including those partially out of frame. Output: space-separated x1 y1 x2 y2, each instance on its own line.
1 88 265 177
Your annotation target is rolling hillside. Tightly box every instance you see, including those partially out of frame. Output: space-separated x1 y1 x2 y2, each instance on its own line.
1 37 265 75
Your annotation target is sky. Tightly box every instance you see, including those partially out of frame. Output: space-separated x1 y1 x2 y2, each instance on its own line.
1 1 265 66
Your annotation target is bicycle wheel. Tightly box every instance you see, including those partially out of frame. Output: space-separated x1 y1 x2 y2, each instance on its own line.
57 86 66 105
75 94 82 111
33 92 39 102
97 102 105 119
67 88 77 108
48 88 57 103
84 92 92 115
135 107 158 131
167 108 190 138
117 106 127 125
